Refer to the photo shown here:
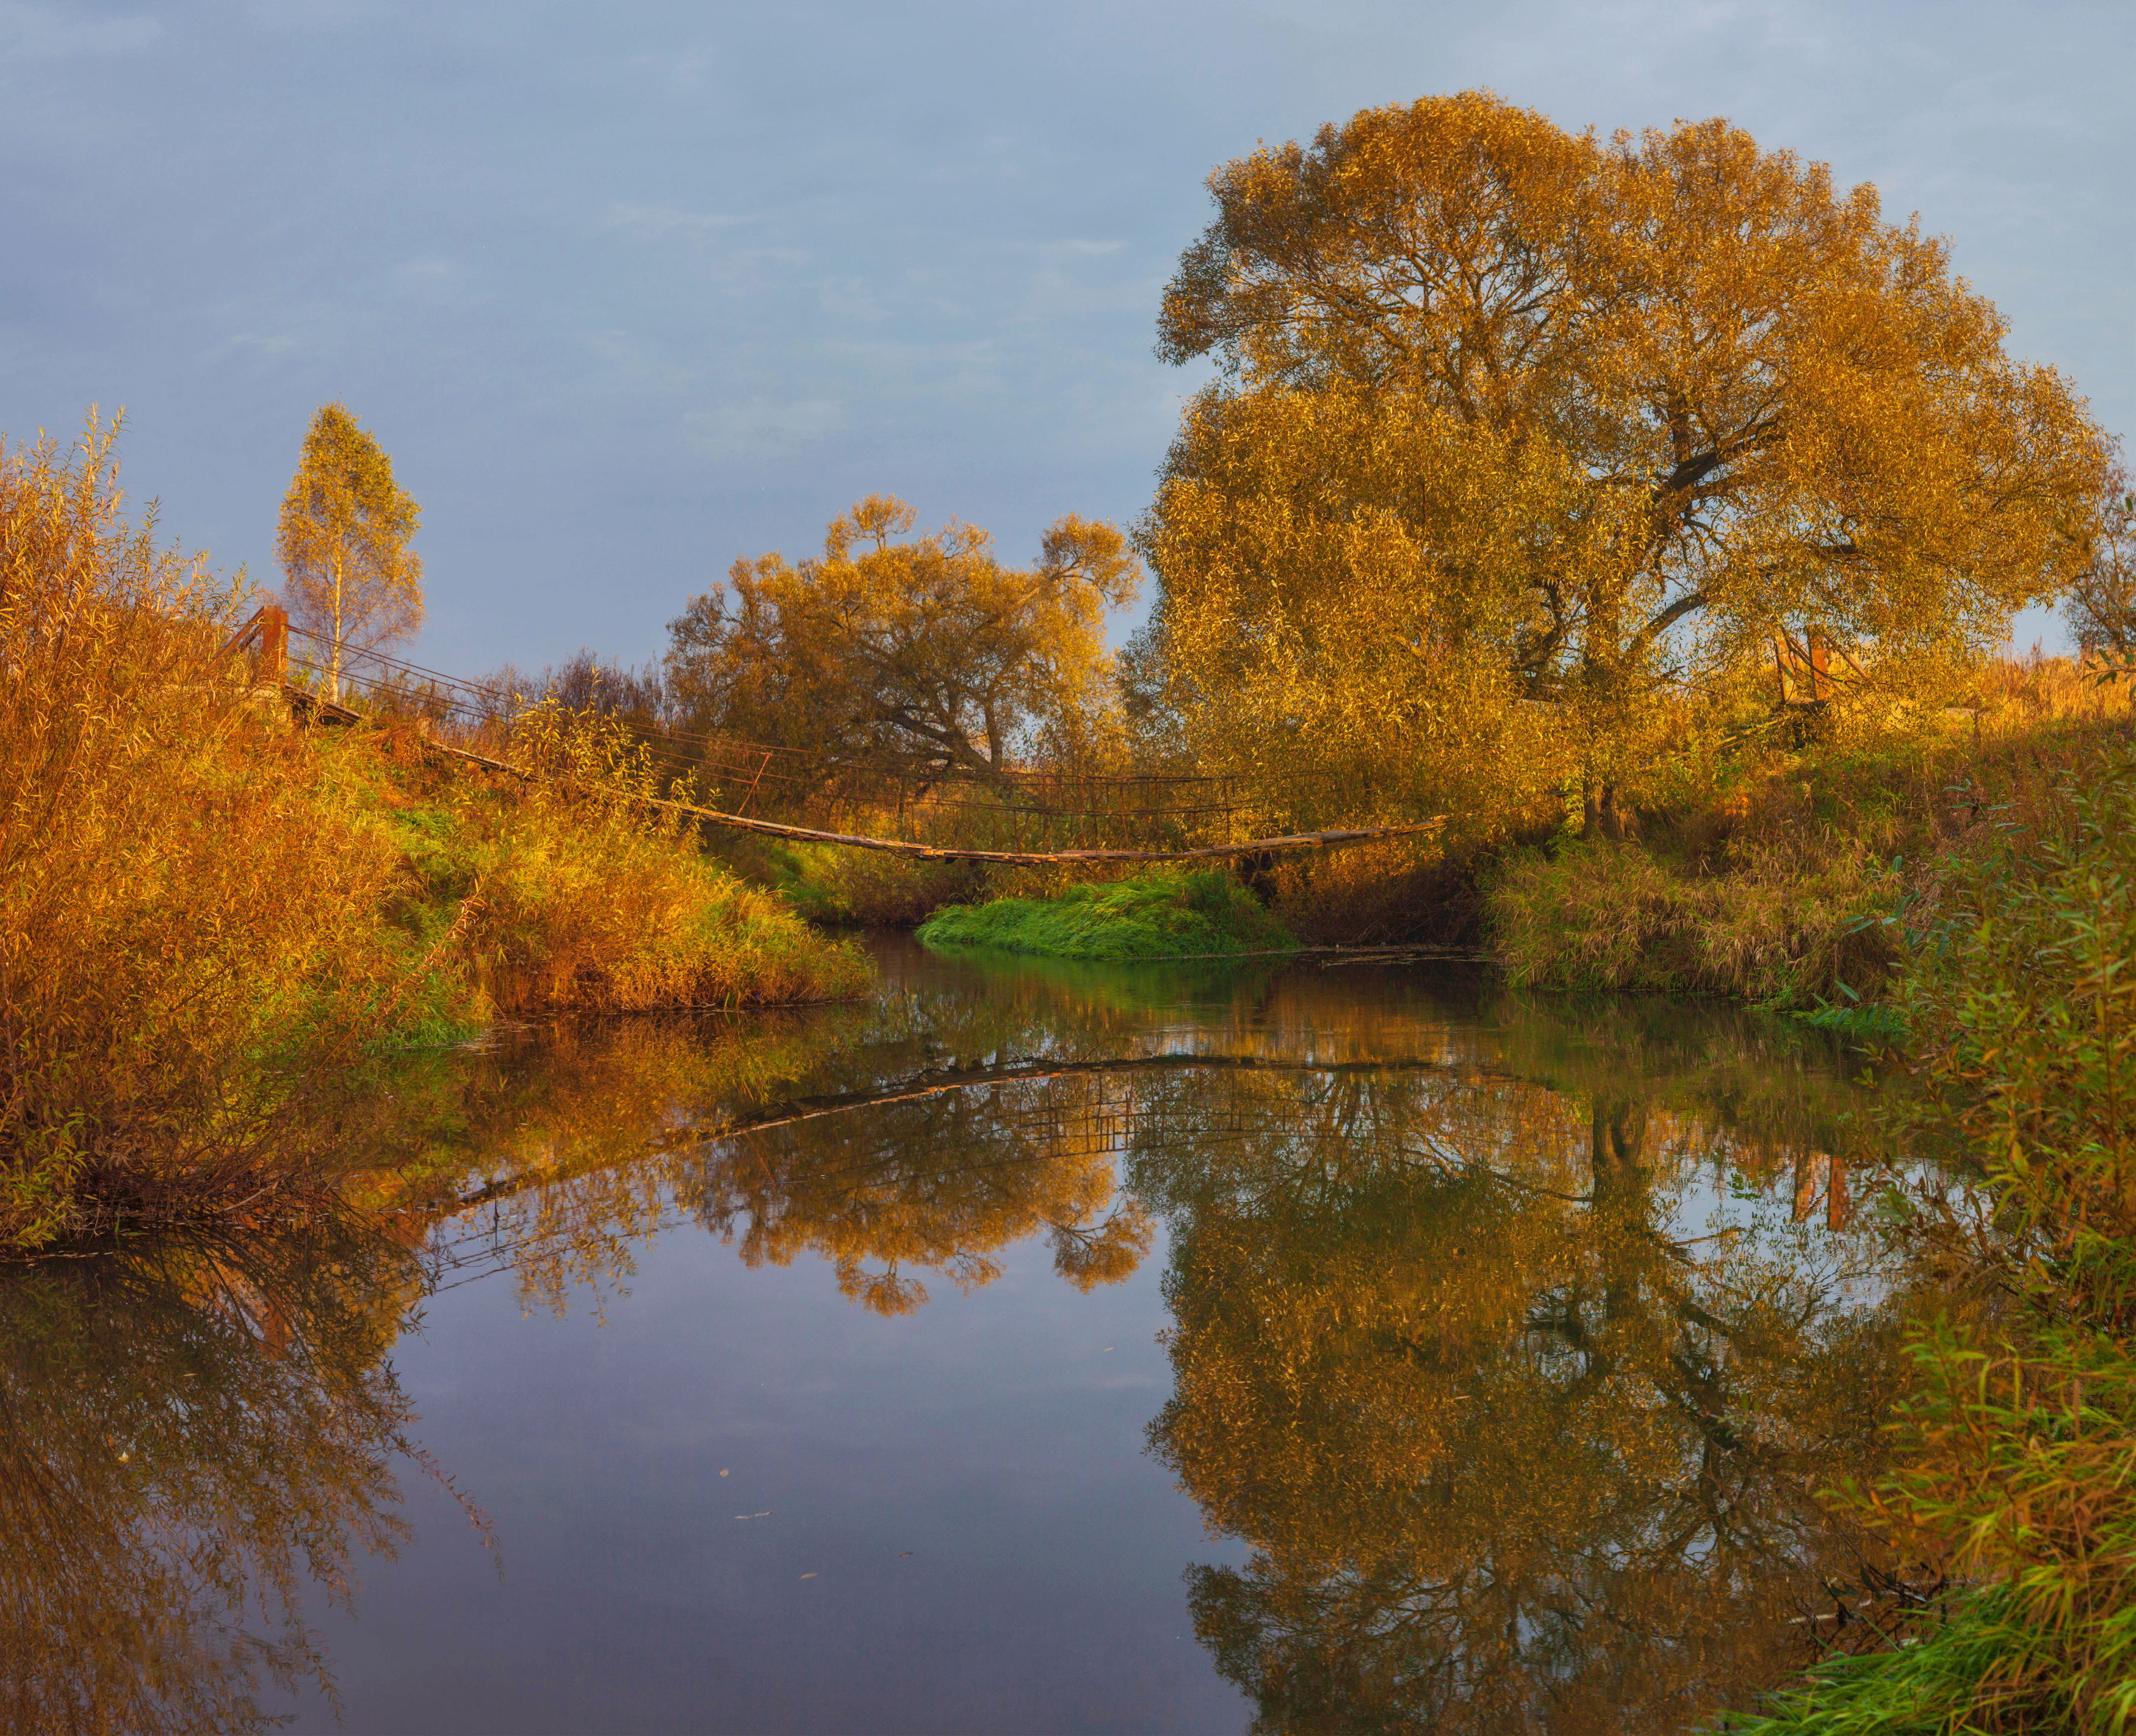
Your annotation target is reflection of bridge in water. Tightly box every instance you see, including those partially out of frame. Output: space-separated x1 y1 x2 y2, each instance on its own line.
424 1026 1863 1320
368 956 1906 1730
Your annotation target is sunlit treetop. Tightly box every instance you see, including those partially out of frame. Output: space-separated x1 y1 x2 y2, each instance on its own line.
667 495 1140 784
1147 90 2114 829
275 403 423 700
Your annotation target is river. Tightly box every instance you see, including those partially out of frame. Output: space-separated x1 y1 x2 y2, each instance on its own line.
0 936 1912 1734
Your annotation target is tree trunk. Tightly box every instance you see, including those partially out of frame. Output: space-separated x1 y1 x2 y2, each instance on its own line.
329 545 345 702
1582 780 1622 841
1590 1098 1650 1207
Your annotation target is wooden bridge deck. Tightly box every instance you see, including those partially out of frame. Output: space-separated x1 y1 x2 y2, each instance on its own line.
278 665 1443 866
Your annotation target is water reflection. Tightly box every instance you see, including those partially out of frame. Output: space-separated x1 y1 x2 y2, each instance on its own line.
0 1228 461 1735
1126 1003 1903 1732
1 943 1913 1732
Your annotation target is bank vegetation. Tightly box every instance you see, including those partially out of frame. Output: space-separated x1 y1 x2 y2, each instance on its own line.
0 420 866 1253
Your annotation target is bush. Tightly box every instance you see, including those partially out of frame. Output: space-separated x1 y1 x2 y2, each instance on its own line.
0 421 425 1247
729 832 986 928
0 421 871 1251
917 869 1297 961
363 702 873 1015
1485 838 1905 1004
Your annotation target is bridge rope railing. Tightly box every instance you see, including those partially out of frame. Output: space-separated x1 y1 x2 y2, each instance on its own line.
242 619 1443 865
381 717 1445 866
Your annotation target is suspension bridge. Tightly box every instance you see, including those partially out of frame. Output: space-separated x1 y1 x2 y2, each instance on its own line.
214 605 1444 866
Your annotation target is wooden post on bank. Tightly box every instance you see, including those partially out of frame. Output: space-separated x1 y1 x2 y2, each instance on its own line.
257 603 287 685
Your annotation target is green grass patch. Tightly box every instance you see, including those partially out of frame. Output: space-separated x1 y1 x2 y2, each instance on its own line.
1719 1585 2072 1734
1785 998 1908 1045
916 870 1297 962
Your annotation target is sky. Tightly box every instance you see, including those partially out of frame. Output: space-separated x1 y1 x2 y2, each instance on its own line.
3 0 2129 676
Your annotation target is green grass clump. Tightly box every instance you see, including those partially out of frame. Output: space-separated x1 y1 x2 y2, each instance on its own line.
1718 1587 2066 1734
916 869 1297 962
1786 998 1908 1046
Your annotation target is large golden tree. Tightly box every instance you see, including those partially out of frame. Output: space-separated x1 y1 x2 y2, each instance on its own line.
1145 92 2111 833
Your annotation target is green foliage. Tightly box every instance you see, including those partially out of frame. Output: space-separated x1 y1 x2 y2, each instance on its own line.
1718 1585 2068 1735
917 870 1297 962
735 834 984 928
1788 1000 1909 1046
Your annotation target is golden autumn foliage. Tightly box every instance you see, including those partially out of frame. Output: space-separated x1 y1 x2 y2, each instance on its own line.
0 420 868 1252
666 494 1139 783
0 417 419 1248
1146 90 2113 836
276 403 423 701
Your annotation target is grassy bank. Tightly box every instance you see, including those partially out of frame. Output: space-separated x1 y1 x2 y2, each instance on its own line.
716 829 987 928
917 868 1297 961
342 702 871 1020
0 425 867 1252
1481 661 2134 1010
1723 727 2136 1733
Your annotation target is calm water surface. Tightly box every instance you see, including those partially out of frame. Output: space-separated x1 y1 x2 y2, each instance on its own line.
4 938 1911 1734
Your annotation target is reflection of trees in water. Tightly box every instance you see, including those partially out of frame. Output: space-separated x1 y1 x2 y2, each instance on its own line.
388 963 1908 1728
1124 1029 1907 1735
676 1067 1152 1314
0 1228 461 1735
397 957 1875 1339
0 958 1908 1729
401 990 1169 1314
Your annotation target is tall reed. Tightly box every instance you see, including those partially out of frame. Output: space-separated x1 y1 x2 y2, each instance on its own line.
1727 731 2136 1733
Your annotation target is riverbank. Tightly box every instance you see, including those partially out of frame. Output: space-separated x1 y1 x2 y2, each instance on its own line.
1484 663 2131 1013
731 655 2129 1018
917 868 1298 962
1723 726 2136 1733
0 430 868 1253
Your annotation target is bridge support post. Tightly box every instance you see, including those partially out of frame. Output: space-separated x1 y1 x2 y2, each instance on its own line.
258 604 287 685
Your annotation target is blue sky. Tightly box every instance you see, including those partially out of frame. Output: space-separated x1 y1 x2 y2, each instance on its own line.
3 0 2128 674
